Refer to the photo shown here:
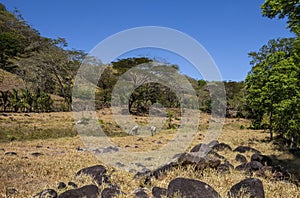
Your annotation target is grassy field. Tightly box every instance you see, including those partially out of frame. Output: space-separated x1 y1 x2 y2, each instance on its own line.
0 109 299 197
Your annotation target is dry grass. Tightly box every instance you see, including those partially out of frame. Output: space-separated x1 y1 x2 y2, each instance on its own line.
0 109 299 197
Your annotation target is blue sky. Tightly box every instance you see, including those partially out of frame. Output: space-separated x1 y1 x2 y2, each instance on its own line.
2 0 295 81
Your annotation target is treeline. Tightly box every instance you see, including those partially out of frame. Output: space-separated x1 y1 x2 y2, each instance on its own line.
0 4 84 111
0 89 52 112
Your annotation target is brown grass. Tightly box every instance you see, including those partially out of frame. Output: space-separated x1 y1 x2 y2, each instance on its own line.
0 109 299 197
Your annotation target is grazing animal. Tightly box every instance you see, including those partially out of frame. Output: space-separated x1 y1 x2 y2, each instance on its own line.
150 126 157 136
129 125 139 135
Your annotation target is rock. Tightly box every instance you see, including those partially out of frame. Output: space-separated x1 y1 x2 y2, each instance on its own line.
32 152 43 157
6 187 17 196
228 178 265 198
101 185 121 198
76 165 106 185
36 145 43 148
168 177 221 198
217 162 233 173
233 146 261 154
151 162 178 179
103 146 119 153
152 187 167 198
190 143 212 154
235 154 248 164
177 152 204 165
235 161 263 173
57 182 66 190
212 143 232 151
34 189 57 198
76 147 86 152
209 150 226 160
134 168 151 179
5 152 17 156
58 185 99 198
134 188 149 198
251 153 272 166
67 181 78 188
207 140 219 148
0 148 5 152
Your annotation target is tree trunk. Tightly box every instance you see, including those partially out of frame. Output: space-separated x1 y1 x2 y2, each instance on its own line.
269 111 273 141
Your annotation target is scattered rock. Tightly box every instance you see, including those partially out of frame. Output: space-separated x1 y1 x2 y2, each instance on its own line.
134 188 149 198
217 162 233 173
76 147 86 151
190 143 211 153
251 153 272 166
76 165 107 185
212 143 232 151
228 178 265 198
101 185 121 198
207 140 219 148
58 185 99 198
57 182 66 190
152 162 178 179
134 168 151 179
32 152 43 157
235 161 263 173
235 154 248 164
34 189 57 198
6 187 17 196
67 181 78 188
233 146 261 154
168 177 221 198
152 187 167 198
103 146 119 153
137 137 144 141
177 152 204 165
5 152 17 156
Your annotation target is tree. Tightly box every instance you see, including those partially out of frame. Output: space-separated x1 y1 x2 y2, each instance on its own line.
246 38 300 146
261 0 300 35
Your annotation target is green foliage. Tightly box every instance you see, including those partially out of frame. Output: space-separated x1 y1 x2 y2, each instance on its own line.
261 0 300 35
246 37 300 147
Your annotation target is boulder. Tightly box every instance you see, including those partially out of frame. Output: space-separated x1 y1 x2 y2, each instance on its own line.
58 185 99 198
151 162 178 179
134 188 149 198
168 177 221 198
212 143 232 151
76 165 106 185
233 146 261 154
228 178 265 198
235 154 248 164
152 187 167 198
101 185 121 198
33 189 57 198
57 182 66 190
251 153 272 166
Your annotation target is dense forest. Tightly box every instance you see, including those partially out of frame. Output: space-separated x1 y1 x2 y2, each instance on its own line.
0 1 299 148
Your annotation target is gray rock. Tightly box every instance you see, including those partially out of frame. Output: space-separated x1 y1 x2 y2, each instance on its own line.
233 146 261 154
101 185 121 198
168 177 221 198
34 189 57 198
76 165 106 185
235 154 248 164
58 185 99 198
57 182 66 190
228 178 265 198
152 187 167 198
